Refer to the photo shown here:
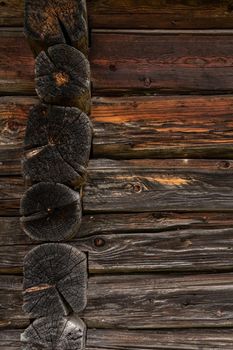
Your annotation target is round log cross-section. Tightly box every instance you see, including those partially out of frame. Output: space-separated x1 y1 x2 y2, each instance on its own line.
24 0 88 57
22 103 92 187
23 243 87 317
20 182 82 241
21 315 86 350
35 44 90 113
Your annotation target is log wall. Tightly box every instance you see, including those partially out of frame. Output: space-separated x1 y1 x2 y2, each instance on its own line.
1 1 233 348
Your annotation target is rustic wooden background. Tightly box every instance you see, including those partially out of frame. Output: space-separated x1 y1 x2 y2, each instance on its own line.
2 1 233 348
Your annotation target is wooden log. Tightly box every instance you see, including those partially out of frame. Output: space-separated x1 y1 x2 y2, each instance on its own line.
21 316 86 350
4 214 233 274
35 44 91 112
24 0 88 56
20 182 82 241
23 244 87 317
22 103 92 187
2 95 233 168
4 273 233 329
4 328 233 350
3 31 233 94
2 1 233 29
3 159 233 215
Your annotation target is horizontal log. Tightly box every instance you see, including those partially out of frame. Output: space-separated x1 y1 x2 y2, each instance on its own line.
2 159 233 215
2 1 233 29
3 31 233 94
3 273 233 329
3 328 233 350
3 215 233 273
2 95 233 166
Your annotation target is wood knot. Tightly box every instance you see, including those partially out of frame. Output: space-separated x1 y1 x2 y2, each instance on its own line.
109 64 117 72
144 77 151 87
53 71 69 86
133 183 142 193
94 237 105 247
219 161 231 169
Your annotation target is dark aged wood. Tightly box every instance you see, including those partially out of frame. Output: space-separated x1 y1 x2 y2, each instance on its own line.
4 273 233 329
3 159 233 215
22 104 92 187
2 1 233 29
24 0 88 56
35 45 91 113
23 244 87 317
3 211 233 273
21 316 86 350
20 182 82 241
4 328 233 350
3 31 233 94
3 212 233 244
3 95 233 166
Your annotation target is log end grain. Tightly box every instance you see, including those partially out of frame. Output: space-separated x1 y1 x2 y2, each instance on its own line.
23 243 87 317
35 44 90 112
20 182 82 241
22 103 92 188
21 315 86 350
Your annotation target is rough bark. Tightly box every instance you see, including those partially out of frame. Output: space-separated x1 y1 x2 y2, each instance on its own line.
22 103 92 187
21 315 86 350
35 44 91 113
20 182 82 241
23 243 87 317
24 0 88 56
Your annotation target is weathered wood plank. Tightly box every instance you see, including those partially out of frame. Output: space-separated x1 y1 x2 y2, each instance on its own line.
3 273 233 329
2 31 233 94
3 328 233 350
3 217 233 273
2 95 233 165
2 159 233 215
2 1 233 29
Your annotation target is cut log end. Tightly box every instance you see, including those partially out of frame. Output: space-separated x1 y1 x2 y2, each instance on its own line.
20 182 82 241
35 44 90 112
22 103 92 187
23 243 87 317
21 315 86 350
24 0 88 56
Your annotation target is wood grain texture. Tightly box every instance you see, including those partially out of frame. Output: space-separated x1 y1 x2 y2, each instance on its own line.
2 1 233 29
2 95 233 165
3 273 233 329
23 244 87 317
24 0 88 56
3 31 233 94
3 212 233 273
20 183 82 241
21 316 86 350
3 159 233 216
4 328 233 350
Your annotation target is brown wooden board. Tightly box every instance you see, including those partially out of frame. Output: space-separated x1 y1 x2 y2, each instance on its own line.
3 328 233 350
3 273 233 329
2 95 233 165
2 212 233 274
2 1 233 29
2 31 233 94
2 159 233 216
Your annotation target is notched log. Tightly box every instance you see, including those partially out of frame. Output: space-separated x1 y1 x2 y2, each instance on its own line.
21 315 86 350
20 182 82 241
23 243 87 317
22 103 92 187
35 44 91 113
24 0 88 56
